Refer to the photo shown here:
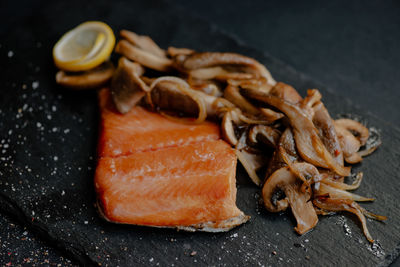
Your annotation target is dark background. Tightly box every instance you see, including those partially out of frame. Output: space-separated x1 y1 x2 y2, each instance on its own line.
1 0 399 265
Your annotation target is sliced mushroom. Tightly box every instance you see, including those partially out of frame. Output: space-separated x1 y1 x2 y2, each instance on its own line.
167 46 195 57
115 40 172 72
301 89 322 112
111 57 148 114
266 128 299 179
316 183 374 202
188 66 254 81
235 132 266 186
56 61 114 89
243 88 350 176
312 101 344 166
259 108 284 122
221 111 239 146
334 123 362 164
262 163 319 234
358 127 381 157
335 118 369 146
150 81 199 116
120 30 166 58
227 77 271 90
313 198 386 243
270 82 302 104
191 82 222 97
179 52 276 85
147 76 235 122
224 85 260 115
248 125 280 148
320 172 363 191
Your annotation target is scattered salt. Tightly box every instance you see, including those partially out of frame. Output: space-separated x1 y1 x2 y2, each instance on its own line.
32 81 39 90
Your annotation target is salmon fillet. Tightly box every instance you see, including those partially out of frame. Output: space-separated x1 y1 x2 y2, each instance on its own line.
95 89 248 231
98 89 220 157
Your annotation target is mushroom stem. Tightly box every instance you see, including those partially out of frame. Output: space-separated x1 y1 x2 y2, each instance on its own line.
243 89 350 177
262 164 319 234
115 40 172 72
56 61 114 89
313 198 383 243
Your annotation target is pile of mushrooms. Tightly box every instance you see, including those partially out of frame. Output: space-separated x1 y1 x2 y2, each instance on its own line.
61 29 386 242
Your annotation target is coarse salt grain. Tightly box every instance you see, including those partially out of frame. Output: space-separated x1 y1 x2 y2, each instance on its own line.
32 81 39 89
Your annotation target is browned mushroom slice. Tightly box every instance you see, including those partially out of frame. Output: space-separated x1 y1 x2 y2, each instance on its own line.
243 89 350 176
301 89 322 109
316 182 374 202
224 85 284 124
110 57 148 114
266 128 299 179
248 125 280 148
188 67 254 80
150 81 199 117
313 198 387 243
358 127 381 157
115 40 172 72
312 101 344 165
236 150 266 186
335 118 369 146
320 172 363 191
228 78 273 93
224 85 260 115
221 110 239 146
190 81 222 97
180 52 276 85
270 82 303 104
167 46 195 57
259 108 284 122
56 61 114 89
262 163 318 234
120 30 166 58
148 77 234 122
235 133 267 186
334 123 363 164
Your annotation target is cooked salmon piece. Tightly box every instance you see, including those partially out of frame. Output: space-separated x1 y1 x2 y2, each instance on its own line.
95 89 248 231
98 89 220 157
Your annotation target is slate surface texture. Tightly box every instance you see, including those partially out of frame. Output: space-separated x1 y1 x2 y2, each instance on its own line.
0 0 399 266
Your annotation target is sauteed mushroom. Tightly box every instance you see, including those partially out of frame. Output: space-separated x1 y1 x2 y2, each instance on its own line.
262 163 319 234
120 30 166 58
115 39 172 72
111 57 148 114
176 52 276 85
56 61 114 89
243 88 350 177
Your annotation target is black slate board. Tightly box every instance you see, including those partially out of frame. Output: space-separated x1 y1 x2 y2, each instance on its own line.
1 0 400 266
0 213 77 266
